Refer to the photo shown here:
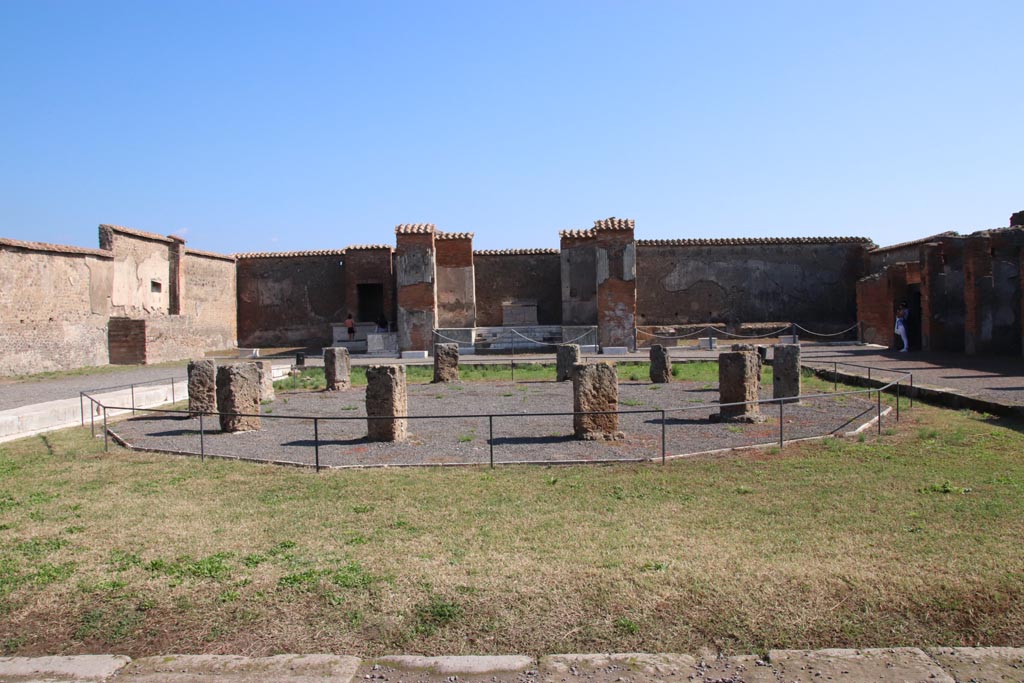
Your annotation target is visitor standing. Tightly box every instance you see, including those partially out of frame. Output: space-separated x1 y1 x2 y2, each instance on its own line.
895 302 909 352
345 313 356 341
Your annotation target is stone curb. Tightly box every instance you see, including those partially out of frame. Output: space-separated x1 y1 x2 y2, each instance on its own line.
2 649 1022 683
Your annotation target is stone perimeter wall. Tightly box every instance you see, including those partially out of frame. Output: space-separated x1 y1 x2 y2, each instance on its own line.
236 254 346 348
0 226 237 377
474 251 562 327
0 240 113 376
637 241 869 326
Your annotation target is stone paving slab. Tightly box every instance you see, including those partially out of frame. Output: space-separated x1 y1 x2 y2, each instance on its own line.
0 655 130 682
768 647 955 682
110 654 360 683
926 647 1024 682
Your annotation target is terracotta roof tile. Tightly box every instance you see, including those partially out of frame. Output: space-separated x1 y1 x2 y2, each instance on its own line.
474 248 560 255
593 217 635 231
234 249 348 259
559 229 596 239
436 231 474 240
344 244 393 252
0 237 113 258
395 223 436 234
870 231 958 253
637 236 874 247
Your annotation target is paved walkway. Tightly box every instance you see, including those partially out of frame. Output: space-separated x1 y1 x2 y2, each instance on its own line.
1 648 1022 682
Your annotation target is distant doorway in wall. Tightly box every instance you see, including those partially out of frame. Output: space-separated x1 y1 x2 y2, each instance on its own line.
905 285 922 351
356 283 384 323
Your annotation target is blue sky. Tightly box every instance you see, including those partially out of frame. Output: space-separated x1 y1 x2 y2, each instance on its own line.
1 1 1021 253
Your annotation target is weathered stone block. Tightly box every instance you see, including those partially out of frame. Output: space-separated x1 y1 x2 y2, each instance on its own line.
187 359 216 416
649 344 672 383
772 343 801 403
323 347 351 390
255 360 275 402
366 365 408 442
572 362 619 440
216 363 261 432
556 344 580 382
713 350 765 423
433 343 459 382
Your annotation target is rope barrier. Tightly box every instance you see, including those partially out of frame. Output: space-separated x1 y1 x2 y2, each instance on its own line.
432 327 598 347
792 322 859 337
636 327 716 340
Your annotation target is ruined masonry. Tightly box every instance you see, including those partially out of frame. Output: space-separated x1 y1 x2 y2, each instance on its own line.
572 362 620 440
772 344 801 403
366 365 408 442
323 347 351 391
433 343 459 383
714 346 765 423
216 363 262 432
649 344 672 383
186 359 216 416
255 360 275 402
556 344 580 382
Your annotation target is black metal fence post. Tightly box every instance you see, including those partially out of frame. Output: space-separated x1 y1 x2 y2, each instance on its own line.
488 415 494 468
314 418 320 472
510 331 516 383
80 392 85 426
90 398 96 437
778 401 784 449
877 390 882 435
833 362 838 392
199 414 205 462
660 410 666 464
171 378 176 405
103 407 108 452
131 384 136 415
909 374 914 408
896 382 901 421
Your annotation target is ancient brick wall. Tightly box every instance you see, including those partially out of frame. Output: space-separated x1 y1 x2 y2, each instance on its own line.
0 239 113 376
107 318 146 364
856 262 918 347
343 246 394 326
473 250 562 326
236 252 346 347
594 218 636 348
560 231 598 325
920 238 966 352
637 239 870 327
182 250 237 351
395 226 437 351
435 234 476 328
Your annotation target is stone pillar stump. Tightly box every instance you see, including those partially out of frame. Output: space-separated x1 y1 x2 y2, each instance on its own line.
556 344 580 382
713 349 765 423
649 344 672 383
255 360 275 402
366 365 408 442
572 362 620 440
772 344 801 403
433 343 459 383
187 359 216 417
216 363 262 432
324 347 351 391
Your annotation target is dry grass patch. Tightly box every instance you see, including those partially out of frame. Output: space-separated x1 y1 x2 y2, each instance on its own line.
0 385 1021 657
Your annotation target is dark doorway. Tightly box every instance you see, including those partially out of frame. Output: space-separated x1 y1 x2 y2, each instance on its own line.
356 283 384 323
905 285 922 351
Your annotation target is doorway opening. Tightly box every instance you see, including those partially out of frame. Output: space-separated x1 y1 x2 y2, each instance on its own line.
356 283 385 323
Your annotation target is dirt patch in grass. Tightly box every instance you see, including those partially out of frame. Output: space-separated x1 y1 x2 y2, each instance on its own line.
0 383 1022 657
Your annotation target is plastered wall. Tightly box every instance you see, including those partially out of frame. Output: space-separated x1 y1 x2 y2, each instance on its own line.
637 240 870 326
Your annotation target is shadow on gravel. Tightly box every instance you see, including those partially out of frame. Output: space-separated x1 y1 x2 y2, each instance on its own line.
491 434 575 446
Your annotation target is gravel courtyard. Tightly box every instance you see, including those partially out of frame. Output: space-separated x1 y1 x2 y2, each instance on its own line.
109 377 881 468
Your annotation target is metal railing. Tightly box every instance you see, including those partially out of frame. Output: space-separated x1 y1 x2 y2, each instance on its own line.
79 375 183 431
82 363 913 471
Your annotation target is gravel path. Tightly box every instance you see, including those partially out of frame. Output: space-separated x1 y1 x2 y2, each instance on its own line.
112 379 878 468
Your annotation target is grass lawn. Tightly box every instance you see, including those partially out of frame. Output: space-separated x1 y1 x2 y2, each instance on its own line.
0 375 1021 657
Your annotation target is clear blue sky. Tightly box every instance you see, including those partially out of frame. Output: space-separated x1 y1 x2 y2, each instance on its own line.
1 1 1021 253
